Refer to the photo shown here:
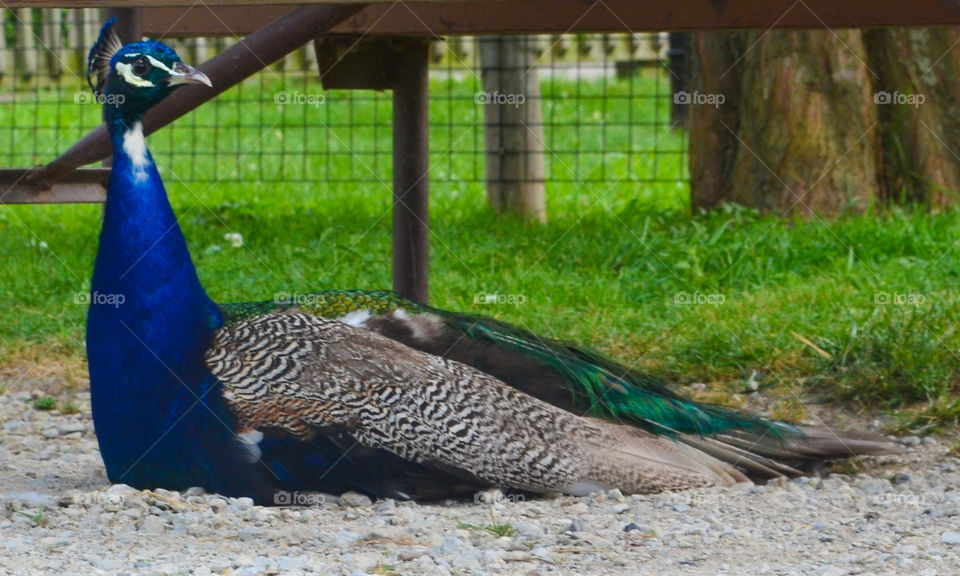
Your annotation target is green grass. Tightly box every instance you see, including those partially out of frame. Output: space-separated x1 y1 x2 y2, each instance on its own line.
32 396 56 410
0 73 958 429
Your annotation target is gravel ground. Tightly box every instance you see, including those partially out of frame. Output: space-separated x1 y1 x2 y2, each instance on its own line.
1 387 958 576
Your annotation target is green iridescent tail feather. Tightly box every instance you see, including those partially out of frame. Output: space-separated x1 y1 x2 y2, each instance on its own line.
432 307 792 438
219 290 899 478
221 290 790 439
220 290 417 322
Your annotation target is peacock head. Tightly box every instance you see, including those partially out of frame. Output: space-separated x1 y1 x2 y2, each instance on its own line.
88 17 211 121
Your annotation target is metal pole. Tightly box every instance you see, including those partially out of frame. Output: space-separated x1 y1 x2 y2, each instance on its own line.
391 40 430 304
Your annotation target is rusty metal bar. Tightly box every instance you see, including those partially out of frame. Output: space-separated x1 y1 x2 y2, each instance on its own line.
391 40 430 304
22 3 365 188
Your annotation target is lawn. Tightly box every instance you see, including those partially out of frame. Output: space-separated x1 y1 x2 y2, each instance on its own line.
1 71 958 430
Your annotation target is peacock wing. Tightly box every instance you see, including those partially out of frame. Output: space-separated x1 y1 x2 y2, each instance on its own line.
205 310 743 495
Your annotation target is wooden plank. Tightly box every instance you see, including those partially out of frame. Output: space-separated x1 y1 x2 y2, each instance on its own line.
0 169 108 204
1 0 465 5
326 0 960 33
132 1 960 36
315 37 402 90
142 6 290 36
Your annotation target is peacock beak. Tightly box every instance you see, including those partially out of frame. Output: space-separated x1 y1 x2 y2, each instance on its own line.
166 62 212 88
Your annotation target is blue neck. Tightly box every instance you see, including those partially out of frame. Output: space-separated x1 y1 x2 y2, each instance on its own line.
87 110 236 490
91 112 218 357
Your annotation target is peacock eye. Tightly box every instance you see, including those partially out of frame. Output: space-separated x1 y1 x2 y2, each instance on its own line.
132 58 151 76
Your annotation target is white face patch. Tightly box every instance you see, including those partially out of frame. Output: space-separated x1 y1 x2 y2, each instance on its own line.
338 309 372 328
115 61 155 88
121 122 151 182
145 54 176 75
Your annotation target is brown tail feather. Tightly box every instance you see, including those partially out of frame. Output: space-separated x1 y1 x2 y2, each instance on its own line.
679 425 903 480
566 425 750 495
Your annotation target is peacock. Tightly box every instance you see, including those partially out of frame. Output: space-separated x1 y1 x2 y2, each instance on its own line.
84 20 897 505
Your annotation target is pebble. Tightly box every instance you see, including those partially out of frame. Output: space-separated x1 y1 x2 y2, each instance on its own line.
0 387 958 575
892 472 912 485
514 520 542 539
335 530 362 548
431 535 464 556
339 491 373 508
624 523 655 536
139 515 166 533
567 502 589 515
940 531 960 545
56 423 85 435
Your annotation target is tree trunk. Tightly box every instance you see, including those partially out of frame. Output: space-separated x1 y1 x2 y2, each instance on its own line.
690 28 960 214
479 37 547 223
689 29 878 216
863 28 960 207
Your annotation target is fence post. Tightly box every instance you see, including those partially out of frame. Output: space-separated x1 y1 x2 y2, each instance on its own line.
479 36 547 223
16 9 38 82
42 9 64 78
392 40 431 304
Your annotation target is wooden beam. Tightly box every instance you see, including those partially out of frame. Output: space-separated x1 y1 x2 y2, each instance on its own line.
103 7 142 43
0 169 108 204
314 37 401 90
0 0 458 4
137 1 960 36
327 0 960 33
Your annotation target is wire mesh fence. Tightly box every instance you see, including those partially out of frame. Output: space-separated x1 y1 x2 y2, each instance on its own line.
0 9 689 206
